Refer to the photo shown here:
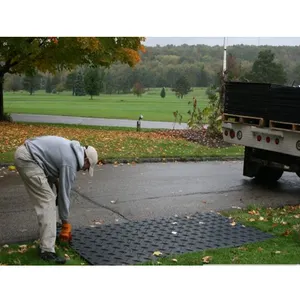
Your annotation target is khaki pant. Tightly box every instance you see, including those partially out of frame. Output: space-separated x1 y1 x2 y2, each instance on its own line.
14 145 56 253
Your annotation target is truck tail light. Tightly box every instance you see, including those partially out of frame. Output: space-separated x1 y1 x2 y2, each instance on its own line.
257 135 262 142
230 130 235 139
275 138 280 145
266 136 271 143
224 130 228 136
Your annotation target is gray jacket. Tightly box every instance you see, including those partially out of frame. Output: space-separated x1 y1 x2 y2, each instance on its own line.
25 136 85 220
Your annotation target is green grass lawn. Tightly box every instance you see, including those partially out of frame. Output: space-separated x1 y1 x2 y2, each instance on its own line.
4 88 209 122
0 241 88 265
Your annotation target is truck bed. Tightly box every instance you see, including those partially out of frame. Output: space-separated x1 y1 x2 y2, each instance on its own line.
224 81 300 124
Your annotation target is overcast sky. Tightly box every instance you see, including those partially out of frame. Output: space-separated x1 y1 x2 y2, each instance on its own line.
144 37 300 47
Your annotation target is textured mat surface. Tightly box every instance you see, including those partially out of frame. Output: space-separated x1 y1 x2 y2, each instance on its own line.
70 212 273 265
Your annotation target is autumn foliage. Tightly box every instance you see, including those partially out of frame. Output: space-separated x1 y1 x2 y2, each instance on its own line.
0 123 185 159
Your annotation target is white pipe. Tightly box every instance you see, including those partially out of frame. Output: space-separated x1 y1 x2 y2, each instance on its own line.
223 37 227 75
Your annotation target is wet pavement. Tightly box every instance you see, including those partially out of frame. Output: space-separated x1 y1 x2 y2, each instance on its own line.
1 160 300 245
11 113 188 129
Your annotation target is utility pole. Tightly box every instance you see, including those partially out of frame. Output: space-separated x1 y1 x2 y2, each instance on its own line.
222 37 227 76
220 37 227 113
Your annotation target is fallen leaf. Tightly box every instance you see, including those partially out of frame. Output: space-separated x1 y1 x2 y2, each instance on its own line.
257 247 264 252
259 217 264 221
281 221 287 225
8 165 16 171
282 230 292 236
172 222 178 225
275 251 281 254
238 247 248 251
172 259 178 263
93 219 104 225
202 256 212 263
2 244 9 248
202 200 207 204
153 251 163 256
110 200 116 204
232 256 239 262
248 210 260 216
249 218 255 222
230 221 236 226
232 206 242 209
172 231 177 235
64 254 71 260
199 221 205 225
272 223 278 228
18 248 27 254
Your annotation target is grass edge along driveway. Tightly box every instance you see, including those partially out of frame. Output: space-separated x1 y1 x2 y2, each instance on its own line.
0 122 243 163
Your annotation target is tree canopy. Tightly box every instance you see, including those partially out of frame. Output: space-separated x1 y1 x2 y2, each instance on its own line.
244 50 287 84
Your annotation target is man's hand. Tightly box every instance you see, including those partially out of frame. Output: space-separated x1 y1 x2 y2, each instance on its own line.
59 222 72 243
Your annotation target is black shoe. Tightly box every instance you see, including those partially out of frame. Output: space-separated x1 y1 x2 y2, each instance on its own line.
40 251 66 264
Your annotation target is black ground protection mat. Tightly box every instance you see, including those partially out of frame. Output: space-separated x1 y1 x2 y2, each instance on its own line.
70 212 273 265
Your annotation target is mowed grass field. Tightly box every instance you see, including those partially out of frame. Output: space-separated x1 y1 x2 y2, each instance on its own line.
4 88 209 122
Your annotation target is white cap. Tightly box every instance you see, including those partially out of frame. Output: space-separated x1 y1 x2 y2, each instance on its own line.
85 146 98 177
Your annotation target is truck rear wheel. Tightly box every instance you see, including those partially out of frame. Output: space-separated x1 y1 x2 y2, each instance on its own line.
254 166 284 183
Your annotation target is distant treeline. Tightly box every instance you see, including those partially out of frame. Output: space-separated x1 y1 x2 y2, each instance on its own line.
4 44 300 94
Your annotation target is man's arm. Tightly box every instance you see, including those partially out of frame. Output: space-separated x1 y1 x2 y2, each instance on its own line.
57 166 76 222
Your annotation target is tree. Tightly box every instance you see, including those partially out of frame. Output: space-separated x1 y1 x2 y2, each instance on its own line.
56 83 65 93
226 53 241 80
0 37 145 120
160 87 166 98
3 74 23 92
291 64 300 85
196 66 210 87
65 71 77 95
23 72 41 95
84 68 102 99
173 76 191 98
132 82 145 97
75 72 86 96
246 50 287 84
45 76 52 93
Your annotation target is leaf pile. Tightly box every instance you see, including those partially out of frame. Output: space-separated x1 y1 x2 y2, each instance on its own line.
156 128 230 148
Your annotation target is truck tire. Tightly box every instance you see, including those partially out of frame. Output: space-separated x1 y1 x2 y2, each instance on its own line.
254 166 284 183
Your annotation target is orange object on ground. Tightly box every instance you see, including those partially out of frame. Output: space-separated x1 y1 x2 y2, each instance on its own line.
59 223 72 242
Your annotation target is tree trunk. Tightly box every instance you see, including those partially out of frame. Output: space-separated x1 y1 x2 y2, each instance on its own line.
0 73 4 121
